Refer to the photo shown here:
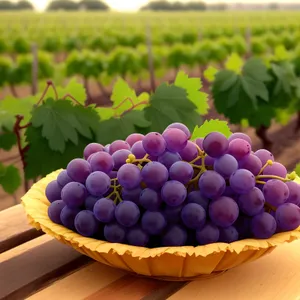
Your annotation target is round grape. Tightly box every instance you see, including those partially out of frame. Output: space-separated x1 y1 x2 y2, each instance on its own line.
104 223 126 243
104 144 110 153
254 149 275 165
141 161 168 190
162 225 187 246
158 151 182 169
238 154 262 176
219 226 239 243
67 158 91 184
187 191 210 211
229 169 255 194
163 128 188 152
48 200 65 224
60 206 81 230
112 149 131 170
142 132 166 157
234 215 252 239
285 181 300 205
251 212 277 239
122 187 142 204
163 204 184 224
108 170 118 179
126 133 144 147
117 164 142 190
141 211 166 235
161 180 187 206
179 141 198 162
181 203 206 230
83 143 104 160
61 182 87 208
223 186 238 199
85 195 99 211
276 203 300 231
228 132 252 145
126 226 149 246
57 170 72 188
203 132 229 158
74 210 99 237
198 170 226 199
204 155 215 167
131 141 146 159
263 180 289 207
228 138 251 161
109 140 130 155
209 196 239 227
166 122 191 138
194 138 203 150
45 180 62 203
238 187 265 216
214 154 238 179
196 222 219 245
263 162 287 179
90 151 114 174
86 171 111 197
169 161 194 184
115 201 140 227
140 188 162 211
94 198 116 223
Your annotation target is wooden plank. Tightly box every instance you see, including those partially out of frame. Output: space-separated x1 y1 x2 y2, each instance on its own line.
0 204 44 253
0 235 91 300
168 240 300 300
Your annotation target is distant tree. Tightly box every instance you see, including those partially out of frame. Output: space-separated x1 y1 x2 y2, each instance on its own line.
268 2 279 10
207 3 227 10
171 1 185 10
15 0 34 10
47 0 79 11
186 1 206 10
141 0 172 11
78 0 109 10
141 0 207 11
0 0 15 10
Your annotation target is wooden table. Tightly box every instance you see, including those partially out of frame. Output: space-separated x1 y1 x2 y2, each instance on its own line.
1 205 300 300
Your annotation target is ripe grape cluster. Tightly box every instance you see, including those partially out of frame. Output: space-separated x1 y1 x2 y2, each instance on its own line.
46 123 300 247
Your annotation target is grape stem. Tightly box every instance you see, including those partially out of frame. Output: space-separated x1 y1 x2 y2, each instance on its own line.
35 80 58 106
257 159 273 175
108 179 122 204
62 93 83 106
256 175 290 182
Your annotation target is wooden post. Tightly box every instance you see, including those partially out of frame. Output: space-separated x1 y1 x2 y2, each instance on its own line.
146 22 156 92
31 43 38 95
245 27 252 56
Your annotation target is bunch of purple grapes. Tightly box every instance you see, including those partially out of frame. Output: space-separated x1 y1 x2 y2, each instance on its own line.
46 122 300 247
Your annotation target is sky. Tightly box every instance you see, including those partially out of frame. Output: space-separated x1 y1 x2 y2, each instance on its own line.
11 0 300 12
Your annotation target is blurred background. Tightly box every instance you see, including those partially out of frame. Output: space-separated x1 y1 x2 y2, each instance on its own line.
1 0 300 211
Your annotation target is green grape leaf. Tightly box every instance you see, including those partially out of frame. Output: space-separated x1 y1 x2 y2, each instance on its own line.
294 163 300 178
174 71 209 115
224 53 243 73
274 45 289 61
31 99 100 153
191 120 232 140
275 108 292 125
95 107 115 121
0 164 21 194
0 129 17 151
203 66 218 83
243 58 272 82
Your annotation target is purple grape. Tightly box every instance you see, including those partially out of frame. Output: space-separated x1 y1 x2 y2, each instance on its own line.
204 155 215 167
163 204 184 223
142 132 166 157
115 201 140 227
94 198 116 223
286 181 300 205
141 211 166 235
209 196 239 227
126 133 144 147
140 188 162 211
214 154 238 179
104 144 110 153
83 143 104 160
74 210 99 237
112 149 131 170
187 191 210 211
67 158 91 184
166 122 191 138
198 170 226 199
48 200 65 224
169 161 194 184
276 203 300 231
161 180 187 206
162 225 187 246
255 149 275 165
223 186 238 199
61 182 87 208
122 187 142 204
238 153 262 176
229 169 255 194
57 170 72 188
228 138 251 161
131 141 146 159
104 222 126 243
85 195 99 211
162 128 188 152
179 141 198 162
238 187 265 216
251 212 277 239
234 215 252 239
228 132 252 145
203 132 229 158
157 151 182 169
109 140 131 155
87 153 96 163
181 203 206 230
60 206 81 230
194 138 203 150
141 161 168 190
108 170 118 179
86 171 111 197
263 180 289 207
263 162 287 179
126 226 149 246
45 180 62 203
90 151 114 174
219 226 239 243
196 222 219 245
117 164 142 190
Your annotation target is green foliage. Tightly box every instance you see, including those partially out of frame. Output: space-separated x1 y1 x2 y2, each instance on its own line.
0 163 21 194
191 120 232 140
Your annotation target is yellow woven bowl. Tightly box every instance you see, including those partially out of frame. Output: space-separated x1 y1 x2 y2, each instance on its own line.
22 169 300 281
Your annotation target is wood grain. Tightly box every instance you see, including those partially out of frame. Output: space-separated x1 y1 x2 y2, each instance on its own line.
0 235 91 300
0 204 43 253
168 240 300 300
